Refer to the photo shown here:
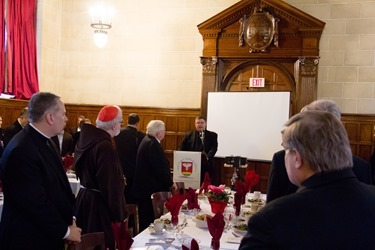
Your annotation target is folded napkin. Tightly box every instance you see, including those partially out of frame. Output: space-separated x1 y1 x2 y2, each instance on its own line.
187 188 200 210
63 155 74 172
199 172 211 194
165 191 188 225
206 213 225 250
111 220 134 250
244 170 260 192
182 238 199 250
234 181 246 216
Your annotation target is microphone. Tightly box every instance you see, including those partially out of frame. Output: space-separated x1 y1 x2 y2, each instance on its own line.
200 131 205 142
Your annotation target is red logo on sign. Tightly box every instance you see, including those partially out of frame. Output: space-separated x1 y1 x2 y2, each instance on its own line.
181 161 193 176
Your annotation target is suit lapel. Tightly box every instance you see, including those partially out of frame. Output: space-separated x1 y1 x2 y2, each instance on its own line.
26 125 72 194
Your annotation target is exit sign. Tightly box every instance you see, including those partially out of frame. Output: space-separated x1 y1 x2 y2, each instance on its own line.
249 78 265 87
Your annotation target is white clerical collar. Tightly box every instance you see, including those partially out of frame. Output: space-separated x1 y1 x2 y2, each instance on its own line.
29 123 50 139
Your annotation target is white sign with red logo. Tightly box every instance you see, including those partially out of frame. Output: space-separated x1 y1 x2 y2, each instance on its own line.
249 78 265 87
173 151 201 189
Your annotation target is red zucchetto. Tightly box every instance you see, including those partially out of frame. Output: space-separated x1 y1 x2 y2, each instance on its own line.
97 105 119 122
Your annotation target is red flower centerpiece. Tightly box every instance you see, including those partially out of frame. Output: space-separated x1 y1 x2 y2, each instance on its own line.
206 184 229 214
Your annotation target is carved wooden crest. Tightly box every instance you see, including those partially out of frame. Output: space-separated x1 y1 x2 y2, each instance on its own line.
239 8 279 53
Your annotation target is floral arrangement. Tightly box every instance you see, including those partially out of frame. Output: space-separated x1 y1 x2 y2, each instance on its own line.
206 184 229 203
63 155 74 172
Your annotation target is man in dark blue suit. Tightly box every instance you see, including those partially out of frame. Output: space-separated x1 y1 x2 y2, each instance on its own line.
0 92 81 249
267 100 372 203
240 111 375 249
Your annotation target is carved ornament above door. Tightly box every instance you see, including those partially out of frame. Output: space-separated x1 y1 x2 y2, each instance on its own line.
239 7 279 53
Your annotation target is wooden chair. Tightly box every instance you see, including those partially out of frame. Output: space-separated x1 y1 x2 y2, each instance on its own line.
151 191 172 219
67 232 105 250
173 182 185 194
125 203 139 237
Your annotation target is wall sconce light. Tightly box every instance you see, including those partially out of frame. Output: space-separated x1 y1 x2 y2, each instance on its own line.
90 5 113 48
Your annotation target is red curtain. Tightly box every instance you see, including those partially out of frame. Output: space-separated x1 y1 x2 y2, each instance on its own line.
6 0 39 99
0 0 4 94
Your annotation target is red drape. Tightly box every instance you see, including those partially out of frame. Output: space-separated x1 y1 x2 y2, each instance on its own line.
6 0 39 99
0 0 4 94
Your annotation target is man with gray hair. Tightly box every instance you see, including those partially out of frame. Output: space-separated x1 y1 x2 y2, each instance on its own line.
240 111 375 249
133 120 177 231
267 99 372 202
74 105 127 250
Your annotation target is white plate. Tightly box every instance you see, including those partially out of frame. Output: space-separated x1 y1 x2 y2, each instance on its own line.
233 228 247 236
193 218 208 228
149 229 166 235
226 236 242 244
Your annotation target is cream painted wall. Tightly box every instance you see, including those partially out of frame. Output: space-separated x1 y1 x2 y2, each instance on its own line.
38 0 239 108
286 0 375 114
38 0 375 114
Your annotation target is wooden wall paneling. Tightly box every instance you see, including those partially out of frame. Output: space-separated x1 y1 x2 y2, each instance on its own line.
0 99 29 128
341 114 375 161
5 100 375 193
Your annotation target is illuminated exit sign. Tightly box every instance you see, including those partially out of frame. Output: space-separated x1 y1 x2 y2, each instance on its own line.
249 78 265 87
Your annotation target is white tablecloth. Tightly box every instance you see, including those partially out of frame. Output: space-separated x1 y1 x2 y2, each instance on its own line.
131 192 266 250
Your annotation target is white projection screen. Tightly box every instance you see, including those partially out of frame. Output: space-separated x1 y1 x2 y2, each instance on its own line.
207 92 290 161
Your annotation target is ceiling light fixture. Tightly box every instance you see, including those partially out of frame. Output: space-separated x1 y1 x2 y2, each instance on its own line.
90 5 113 48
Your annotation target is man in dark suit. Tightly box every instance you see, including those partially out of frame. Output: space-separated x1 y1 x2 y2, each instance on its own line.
267 99 373 203
114 113 145 204
178 115 218 182
3 107 29 147
240 111 375 249
0 92 81 249
132 120 177 231
51 129 74 157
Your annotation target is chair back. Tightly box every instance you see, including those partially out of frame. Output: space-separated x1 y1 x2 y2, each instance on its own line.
151 191 172 219
173 182 185 194
125 203 139 236
67 232 105 250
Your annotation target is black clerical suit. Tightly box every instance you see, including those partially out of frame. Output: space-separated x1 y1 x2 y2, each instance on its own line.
178 129 218 181
0 124 75 249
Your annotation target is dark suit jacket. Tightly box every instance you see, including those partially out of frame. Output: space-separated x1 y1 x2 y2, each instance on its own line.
240 169 375 249
178 129 218 179
3 120 23 147
0 124 75 250
178 129 218 158
51 131 74 157
267 149 373 203
114 126 145 203
114 126 145 181
132 135 173 198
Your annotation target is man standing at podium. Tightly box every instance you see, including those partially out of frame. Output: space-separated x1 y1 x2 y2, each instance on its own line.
178 115 218 182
